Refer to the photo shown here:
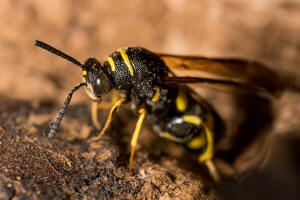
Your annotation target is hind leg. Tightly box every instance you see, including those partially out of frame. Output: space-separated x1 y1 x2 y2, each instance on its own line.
197 125 220 182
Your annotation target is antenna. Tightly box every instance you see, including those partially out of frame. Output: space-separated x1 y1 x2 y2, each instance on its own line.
33 40 83 68
47 83 86 138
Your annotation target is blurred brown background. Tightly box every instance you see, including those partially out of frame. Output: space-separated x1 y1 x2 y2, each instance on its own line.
1 0 299 102
0 0 300 199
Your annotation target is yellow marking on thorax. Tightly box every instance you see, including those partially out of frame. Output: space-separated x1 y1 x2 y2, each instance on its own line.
176 87 188 112
107 57 116 72
183 115 202 126
119 48 134 76
187 133 206 149
82 70 87 76
151 87 160 102
162 131 176 141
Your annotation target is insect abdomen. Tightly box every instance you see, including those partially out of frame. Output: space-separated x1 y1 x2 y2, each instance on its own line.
145 85 217 158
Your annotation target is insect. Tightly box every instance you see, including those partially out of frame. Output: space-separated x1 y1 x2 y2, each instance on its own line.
34 40 281 181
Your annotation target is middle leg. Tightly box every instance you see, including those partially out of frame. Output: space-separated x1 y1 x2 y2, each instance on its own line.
129 108 147 173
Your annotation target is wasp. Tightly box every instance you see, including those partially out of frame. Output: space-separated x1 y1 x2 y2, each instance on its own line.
34 40 281 181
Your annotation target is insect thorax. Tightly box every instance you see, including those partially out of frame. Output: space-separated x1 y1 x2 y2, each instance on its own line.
102 47 168 95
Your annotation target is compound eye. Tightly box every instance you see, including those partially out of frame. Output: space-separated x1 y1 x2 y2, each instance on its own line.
91 72 111 96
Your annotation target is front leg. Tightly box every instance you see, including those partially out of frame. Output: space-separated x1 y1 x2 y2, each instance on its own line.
91 101 101 130
90 90 126 130
89 97 127 142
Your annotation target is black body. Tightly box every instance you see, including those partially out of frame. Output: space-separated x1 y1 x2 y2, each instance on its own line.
94 47 217 150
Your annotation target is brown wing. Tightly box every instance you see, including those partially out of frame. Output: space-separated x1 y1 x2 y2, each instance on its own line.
159 54 283 97
158 76 273 98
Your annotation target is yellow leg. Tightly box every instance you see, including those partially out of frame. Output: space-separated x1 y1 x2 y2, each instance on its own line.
198 125 214 162
129 108 146 173
89 97 126 142
198 125 220 182
91 101 101 130
205 160 220 182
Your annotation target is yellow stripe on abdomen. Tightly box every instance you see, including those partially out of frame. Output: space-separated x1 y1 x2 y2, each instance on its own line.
183 115 202 126
119 48 134 76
